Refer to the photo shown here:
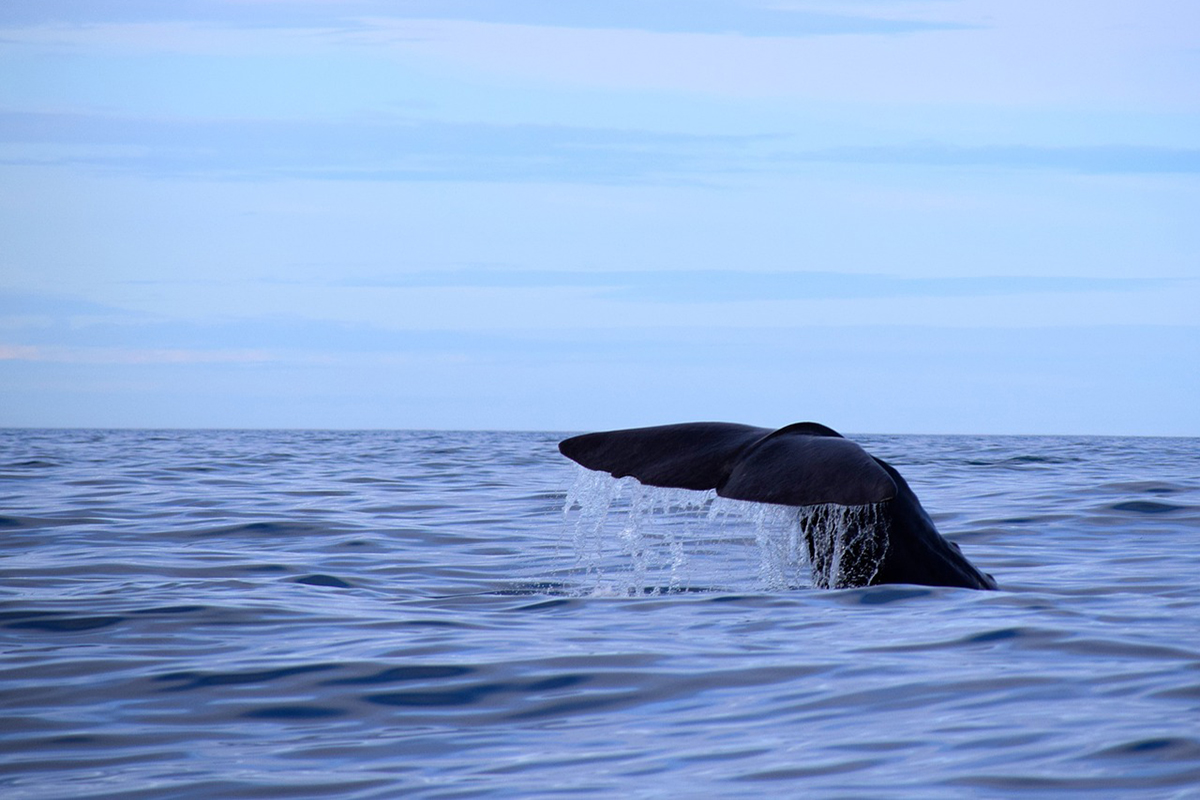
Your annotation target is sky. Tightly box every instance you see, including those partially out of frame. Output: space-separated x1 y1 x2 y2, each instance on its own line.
1 0 1197 435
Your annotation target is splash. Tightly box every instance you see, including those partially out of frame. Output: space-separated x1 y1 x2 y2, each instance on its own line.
562 467 889 594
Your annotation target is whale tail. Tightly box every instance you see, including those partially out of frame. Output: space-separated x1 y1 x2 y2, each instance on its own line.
559 421 896 507
559 421 997 591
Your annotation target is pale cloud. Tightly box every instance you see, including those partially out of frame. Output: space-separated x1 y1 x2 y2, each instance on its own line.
0 0 966 41
327 269 1177 301
64 280 1200 332
0 21 340 57
2 325 1196 434
0 111 747 183
785 144 1200 174
5 3 1195 110
0 341 470 366
355 7 1198 108
4 112 1198 190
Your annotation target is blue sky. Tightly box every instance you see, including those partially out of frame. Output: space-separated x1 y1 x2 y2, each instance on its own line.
1 0 1197 434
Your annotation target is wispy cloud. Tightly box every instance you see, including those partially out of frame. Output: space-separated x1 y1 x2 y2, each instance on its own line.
3 325 1197 433
0 343 272 365
0 290 137 318
6 111 1199 184
353 1 971 37
5 277 1193 355
0 0 967 37
788 144 1200 175
0 111 749 183
329 269 1182 303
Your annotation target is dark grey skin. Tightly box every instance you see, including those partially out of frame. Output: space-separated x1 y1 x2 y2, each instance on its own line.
559 421 997 591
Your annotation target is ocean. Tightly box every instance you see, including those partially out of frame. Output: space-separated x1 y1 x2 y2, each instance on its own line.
1 428 1198 798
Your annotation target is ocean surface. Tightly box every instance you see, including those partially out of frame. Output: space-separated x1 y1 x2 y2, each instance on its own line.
2 428 1199 799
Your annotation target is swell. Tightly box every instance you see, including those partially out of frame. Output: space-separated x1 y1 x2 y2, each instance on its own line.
1 429 1198 799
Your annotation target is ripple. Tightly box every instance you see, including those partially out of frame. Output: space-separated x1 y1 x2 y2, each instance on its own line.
1093 737 1200 761
128 604 208 615
186 520 337 538
735 758 884 781
321 665 475 685
242 705 347 720
292 574 353 588
1102 480 1186 495
841 586 936 605
154 664 338 691
3 459 59 469
4 613 125 632
1108 500 1187 514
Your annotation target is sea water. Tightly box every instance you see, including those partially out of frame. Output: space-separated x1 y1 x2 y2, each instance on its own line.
1 429 1198 798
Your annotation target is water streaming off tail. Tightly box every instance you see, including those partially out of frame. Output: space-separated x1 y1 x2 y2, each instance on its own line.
799 502 889 588
562 466 890 594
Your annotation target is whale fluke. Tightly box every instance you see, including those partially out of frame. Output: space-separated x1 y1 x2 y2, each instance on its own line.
558 421 997 591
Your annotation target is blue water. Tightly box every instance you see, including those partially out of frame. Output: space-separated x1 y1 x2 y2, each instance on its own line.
2 429 1199 798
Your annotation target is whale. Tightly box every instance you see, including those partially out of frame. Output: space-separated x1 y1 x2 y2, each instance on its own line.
559 421 997 591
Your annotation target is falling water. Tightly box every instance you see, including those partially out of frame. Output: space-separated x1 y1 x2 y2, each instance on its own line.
796 502 890 589
562 466 890 593
562 467 714 595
